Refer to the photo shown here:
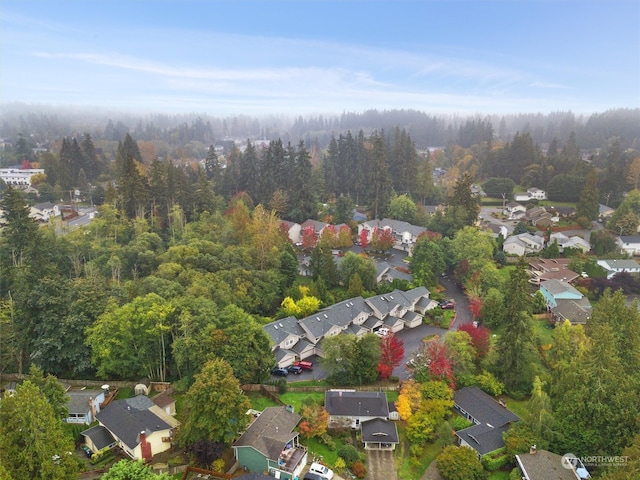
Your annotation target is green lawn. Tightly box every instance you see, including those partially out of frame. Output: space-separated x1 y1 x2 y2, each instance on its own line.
500 396 530 419
531 315 555 346
278 392 325 412
395 423 446 480
488 471 512 480
247 391 280 411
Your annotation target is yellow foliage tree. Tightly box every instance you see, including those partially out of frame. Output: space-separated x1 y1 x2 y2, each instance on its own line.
396 379 422 420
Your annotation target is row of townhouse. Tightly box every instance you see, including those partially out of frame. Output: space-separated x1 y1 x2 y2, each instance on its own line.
264 287 436 368
503 232 591 257
280 217 428 252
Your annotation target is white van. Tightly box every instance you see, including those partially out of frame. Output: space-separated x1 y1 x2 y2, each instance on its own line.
308 462 334 480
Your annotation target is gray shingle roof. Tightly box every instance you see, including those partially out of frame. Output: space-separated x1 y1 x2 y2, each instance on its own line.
540 279 582 297
456 423 510 455
324 391 389 418
361 418 399 444
67 389 102 414
233 406 301 461
81 425 116 450
454 386 520 427
95 397 172 450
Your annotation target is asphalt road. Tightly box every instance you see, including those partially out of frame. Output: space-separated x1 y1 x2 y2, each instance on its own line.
283 277 471 383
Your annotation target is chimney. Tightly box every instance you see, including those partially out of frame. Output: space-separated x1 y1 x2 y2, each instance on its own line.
89 396 97 420
530 445 537 454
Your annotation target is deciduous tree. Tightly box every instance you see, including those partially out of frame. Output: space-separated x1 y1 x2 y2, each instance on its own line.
377 333 404 379
436 445 487 480
179 358 251 447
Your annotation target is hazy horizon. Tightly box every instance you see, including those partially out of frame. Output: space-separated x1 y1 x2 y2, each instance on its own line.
2 1 638 117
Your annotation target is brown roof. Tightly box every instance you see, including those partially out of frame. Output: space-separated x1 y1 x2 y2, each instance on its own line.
516 449 579 480
152 390 175 409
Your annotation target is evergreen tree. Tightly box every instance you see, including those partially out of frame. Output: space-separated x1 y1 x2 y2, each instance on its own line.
367 133 392 219
576 168 600 221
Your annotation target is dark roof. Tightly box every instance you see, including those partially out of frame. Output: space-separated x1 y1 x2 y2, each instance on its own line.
454 386 520 427
81 425 116 450
325 391 389 418
95 397 172 450
233 406 301 461
456 423 510 455
361 418 399 444
516 449 579 480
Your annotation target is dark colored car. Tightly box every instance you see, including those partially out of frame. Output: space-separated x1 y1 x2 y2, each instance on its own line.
294 360 313 371
440 301 455 310
303 473 324 480
287 365 303 374
271 367 289 377
81 445 93 457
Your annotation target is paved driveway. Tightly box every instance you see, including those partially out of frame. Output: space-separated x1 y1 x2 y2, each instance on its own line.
367 449 397 480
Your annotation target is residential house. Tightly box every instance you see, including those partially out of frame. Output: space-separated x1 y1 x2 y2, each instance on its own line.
599 203 615 219
527 258 579 286
299 219 329 240
503 233 544 256
233 406 307 480
325 390 399 450
516 447 590 479
279 220 302 245
152 389 177 417
453 386 520 457
375 261 413 284
548 233 591 253
484 223 509 240
526 206 553 228
358 218 427 252
89 396 180 461
539 279 592 325
596 259 640 279
31 202 60 222
617 235 640 256
514 188 547 202
65 389 105 424
504 201 526 219
264 288 431 368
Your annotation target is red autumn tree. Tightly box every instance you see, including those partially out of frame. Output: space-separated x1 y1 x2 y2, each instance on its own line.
301 225 317 250
457 323 491 360
377 227 395 251
427 340 455 388
21 159 32 169
358 229 369 248
377 333 405 379
468 296 483 320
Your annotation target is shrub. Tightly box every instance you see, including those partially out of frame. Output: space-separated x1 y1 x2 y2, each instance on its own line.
334 457 346 470
451 415 473 431
319 433 335 450
212 458 226 472
481 448 509 471
351 461 366 479
338 444 359 466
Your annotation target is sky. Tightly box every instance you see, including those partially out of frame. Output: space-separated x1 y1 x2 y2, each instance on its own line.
1 0 638 117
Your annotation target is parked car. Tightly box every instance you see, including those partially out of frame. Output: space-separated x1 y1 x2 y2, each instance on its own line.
81 445 93 457
303 473 325 480
271 367 289 377
439 300 455 309
308 462 334 480
375 327 390 337
294 360 313 371
287 365 303 374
